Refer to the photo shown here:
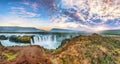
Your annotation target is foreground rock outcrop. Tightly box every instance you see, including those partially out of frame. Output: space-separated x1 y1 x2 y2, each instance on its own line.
0 34 120 64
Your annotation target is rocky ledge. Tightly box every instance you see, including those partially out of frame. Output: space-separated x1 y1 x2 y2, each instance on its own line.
0 35 8 40
9 35 33 43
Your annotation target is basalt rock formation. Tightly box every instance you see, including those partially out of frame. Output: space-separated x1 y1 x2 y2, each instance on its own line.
9 35 33 43
0 35 8 40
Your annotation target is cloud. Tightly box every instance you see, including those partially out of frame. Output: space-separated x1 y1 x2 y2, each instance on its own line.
44 0 119 31
9 0 60 18
58 0 120 24
22 1 38 11
52 21 109 32
22 0 58 12
31 2 38 11
10 7 40 17
51 16 110 32
53 21 79 29
0 15 45 28
22 1 30 5
0 15 109 32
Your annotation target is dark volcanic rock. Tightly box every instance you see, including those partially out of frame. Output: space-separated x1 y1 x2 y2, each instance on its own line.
0 35 8 40
58 39 70 49
0 41 2 46
9 35 18 42
9 35 33 43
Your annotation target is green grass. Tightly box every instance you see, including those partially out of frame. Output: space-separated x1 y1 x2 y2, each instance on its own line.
98 55 115 64
2 52 18 61
61 57 68 64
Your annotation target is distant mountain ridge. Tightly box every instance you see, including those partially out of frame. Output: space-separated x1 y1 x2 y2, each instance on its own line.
0 26 46 32
50 28 81 32
101 29 120 35
0 26 85 33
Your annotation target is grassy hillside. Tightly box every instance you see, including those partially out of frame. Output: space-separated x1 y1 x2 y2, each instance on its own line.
51 33 120 64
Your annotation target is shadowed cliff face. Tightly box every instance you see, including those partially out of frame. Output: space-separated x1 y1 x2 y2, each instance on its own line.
0 42 2 46
0 33 120 64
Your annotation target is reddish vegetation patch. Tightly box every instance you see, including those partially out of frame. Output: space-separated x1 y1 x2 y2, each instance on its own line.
0 46 51 64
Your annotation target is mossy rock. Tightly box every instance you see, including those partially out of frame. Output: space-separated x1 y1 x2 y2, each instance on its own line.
9 35 33 43
0 35 8 40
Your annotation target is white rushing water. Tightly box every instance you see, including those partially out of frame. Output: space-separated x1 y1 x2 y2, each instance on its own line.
0 33 79 49
31 35 72 49
1 40 29 46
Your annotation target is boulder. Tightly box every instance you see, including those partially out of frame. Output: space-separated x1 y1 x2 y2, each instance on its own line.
9 35 18 42
0 35 8 40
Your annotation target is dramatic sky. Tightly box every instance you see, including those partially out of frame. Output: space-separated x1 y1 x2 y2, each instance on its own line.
0 0 120 32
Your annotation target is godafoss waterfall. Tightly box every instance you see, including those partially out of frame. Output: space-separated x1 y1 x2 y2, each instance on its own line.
0 33 80 49
31 34 71 49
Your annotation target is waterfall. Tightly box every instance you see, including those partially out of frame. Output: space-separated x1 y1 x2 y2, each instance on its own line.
0 33 80 49
31 35 59 49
